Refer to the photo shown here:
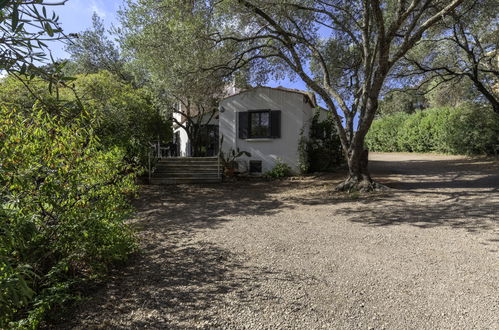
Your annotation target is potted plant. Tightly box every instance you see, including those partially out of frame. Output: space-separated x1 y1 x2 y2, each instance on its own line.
219 136 251 178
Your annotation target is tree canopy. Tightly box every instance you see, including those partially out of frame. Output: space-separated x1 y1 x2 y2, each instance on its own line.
211 0 469 190
0 0 69 76
402 0 499 113
65 13 128 80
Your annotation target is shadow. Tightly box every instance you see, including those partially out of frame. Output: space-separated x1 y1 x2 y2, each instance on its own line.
47 181 312 329
369 156 499 191
47 154 499 328
338 191 498 233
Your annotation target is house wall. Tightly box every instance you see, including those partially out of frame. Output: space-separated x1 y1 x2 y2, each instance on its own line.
219 87 317 174
173 113 219 157
173 126 190 157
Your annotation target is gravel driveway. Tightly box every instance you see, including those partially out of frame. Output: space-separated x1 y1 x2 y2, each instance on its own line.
53 153 499 329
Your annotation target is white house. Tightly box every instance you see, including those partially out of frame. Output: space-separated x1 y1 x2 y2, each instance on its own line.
173 86 327 174
220 86 326 174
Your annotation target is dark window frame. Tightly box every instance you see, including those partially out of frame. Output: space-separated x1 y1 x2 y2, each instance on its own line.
249 160 263 173
248 109 272 138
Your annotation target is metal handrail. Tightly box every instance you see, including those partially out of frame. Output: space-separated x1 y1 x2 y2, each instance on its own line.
148 143 157 184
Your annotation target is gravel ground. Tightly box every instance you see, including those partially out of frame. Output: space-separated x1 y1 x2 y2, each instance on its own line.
51 153 499 329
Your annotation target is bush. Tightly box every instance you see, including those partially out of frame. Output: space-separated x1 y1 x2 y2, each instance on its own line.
0 107 137 328
366 105 499 155
0 71 170 169
264 160 292 179
366 112 409 152
299 111 344 173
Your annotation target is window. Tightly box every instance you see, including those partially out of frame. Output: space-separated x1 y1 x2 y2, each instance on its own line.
249 160 262 173
238 110 281 139
249 111 271 138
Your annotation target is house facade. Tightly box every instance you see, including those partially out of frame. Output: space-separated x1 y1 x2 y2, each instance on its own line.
219 86 323 174
173 86 327 174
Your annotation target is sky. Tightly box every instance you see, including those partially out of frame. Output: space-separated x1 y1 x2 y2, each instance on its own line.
48 0 121 60
48 0 307 91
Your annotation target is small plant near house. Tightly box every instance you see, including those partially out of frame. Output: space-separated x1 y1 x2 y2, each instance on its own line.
219 136 251 177
263 160 292 180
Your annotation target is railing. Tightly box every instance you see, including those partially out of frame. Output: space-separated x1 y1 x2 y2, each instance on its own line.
148 141 176 183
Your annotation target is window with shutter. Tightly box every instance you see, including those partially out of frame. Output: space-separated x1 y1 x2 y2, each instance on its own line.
238 110 281 139
238 112 249 139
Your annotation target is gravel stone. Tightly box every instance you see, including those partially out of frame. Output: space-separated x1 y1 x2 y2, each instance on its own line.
49 153 499 329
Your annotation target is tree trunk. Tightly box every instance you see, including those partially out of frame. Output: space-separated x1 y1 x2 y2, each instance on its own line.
335 145 374 191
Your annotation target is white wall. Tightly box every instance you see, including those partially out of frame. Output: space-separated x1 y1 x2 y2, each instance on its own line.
173 126 190 157
219 87 317 174
173 108 219 157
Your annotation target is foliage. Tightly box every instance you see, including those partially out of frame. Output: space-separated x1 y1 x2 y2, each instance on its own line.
366 112 410 152
219 136 251 172
0 71 170 168
424 78 480 109
300 111 344 174
297 130 310 174
366 106 499 155
403 0 499 113
378 90 426 117
263 160 292 180
0 0 68 75
0 106 137 328
118 0 237 155
73 71 170 167
215 0 468 186
65 13 128 81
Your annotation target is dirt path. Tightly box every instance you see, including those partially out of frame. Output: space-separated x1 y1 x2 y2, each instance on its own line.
52 153 499 329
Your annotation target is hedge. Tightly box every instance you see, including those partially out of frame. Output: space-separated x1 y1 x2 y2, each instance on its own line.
366 105 499 155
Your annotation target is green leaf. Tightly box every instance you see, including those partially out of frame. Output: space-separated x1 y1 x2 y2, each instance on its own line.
0 0 8 9
44 23 54 37
11 5 19 31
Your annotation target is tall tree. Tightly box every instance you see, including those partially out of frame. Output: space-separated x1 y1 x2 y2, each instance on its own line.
402 0 498 113
118 0 235 156
65 13 128 80
213 0 467 191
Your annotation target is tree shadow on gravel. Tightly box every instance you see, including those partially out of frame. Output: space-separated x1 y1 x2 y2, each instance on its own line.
47 181 314 329
369 157 499 190
339 191 498 233
338 158 499 236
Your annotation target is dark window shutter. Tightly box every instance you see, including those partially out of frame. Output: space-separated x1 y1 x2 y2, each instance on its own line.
270 110 281 138
238 112 249 139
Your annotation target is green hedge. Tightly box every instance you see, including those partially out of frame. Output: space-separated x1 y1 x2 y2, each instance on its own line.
366 105 499 155
0 107 137 328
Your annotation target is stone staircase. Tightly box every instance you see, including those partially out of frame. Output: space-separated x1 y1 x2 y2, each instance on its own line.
149 157 221 184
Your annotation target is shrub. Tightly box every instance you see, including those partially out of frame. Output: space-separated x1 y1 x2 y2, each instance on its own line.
0 71 170 169
366 105 499 155
443 105 499 155
300 111 344 173
0 107 137 328
264 160 292 179
366 112 409 152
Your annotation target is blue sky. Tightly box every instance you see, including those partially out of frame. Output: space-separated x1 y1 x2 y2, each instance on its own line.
49 0 120 60
49 0 307 91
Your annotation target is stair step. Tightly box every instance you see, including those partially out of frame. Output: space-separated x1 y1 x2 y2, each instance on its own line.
156 163 219 168
150 177 222 185
152 172 219 178
151 157 222 184
158 157 218 163
154 169 220 174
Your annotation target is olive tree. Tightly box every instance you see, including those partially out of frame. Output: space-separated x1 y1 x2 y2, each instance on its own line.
0 0 69 75
118 0 235 156
402 0 499 113
214 0 467 191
